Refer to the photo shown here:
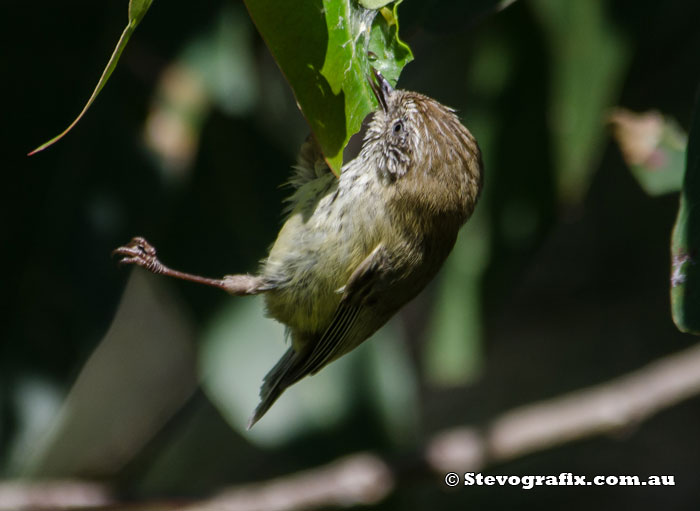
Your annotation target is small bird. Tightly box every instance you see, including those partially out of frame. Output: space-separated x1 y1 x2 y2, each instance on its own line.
114 70 483 427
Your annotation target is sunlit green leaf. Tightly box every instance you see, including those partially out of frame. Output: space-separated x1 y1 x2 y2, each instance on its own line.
671 94 700 335
359 0 393 9
128 0 153 24
244 0 412 174
366 3 413 85
29 0 154 155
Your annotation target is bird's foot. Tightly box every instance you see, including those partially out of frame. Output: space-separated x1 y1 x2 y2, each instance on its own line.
112 236 164 274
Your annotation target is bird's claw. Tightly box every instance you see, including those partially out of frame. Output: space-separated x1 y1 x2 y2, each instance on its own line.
112 236 161 273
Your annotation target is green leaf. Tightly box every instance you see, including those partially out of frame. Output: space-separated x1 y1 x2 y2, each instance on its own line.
367 3 414 85
23 272 196 477
143 4 258 177
359 0 393 8
244 0 412 174
200 296 355 445
200 296 420 444
28 0 154 156
423 207 488 387
671 94 700 335
609 108 687 196
532 0 629 202
128 0 153 24
362 321 419 444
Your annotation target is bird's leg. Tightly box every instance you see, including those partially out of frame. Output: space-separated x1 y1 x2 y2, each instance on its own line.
112 236 265 295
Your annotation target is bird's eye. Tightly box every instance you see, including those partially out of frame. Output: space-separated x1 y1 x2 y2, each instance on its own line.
393 121 403 134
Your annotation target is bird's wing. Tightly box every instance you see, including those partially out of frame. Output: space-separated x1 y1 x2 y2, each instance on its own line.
249 244 389 428
296 244 389 376
287 135 332 189
282 135 336 217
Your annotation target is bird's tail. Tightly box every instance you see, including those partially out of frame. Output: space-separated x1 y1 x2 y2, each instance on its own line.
247 347 298 429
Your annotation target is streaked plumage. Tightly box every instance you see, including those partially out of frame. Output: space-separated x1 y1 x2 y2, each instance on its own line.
113 71 483 428
250 73 483 426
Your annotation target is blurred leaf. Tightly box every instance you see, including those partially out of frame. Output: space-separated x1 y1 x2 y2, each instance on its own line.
243 0 412 174
533 0 629 202
28 0 153 155
671 94 700 335
609 108 687 196
6 377 63 475
200 296 419 445
422 42 501 386
144 4 257 178
181 5 258 117
424 206 489 386
200 296 355 446
24 272 197 477
362 321 419 443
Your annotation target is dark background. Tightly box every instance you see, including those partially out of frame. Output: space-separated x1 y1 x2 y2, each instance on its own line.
2 0 700 509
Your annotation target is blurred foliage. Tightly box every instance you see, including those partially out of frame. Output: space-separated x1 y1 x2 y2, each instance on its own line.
610 108 687 196
671 93 700 335
533 0 629 203
423 208 489 386
22 272 197 478
5 0 700 510
144 4 258 178
31 0 412 175
200 296 418 446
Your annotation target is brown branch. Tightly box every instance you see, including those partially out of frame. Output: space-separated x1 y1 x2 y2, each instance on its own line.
186 454 393 511
0 480 111 510
428 342 700 472
190 343 700 511
4 344 700 511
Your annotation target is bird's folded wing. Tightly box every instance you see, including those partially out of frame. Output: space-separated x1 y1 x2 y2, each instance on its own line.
291 243 389 377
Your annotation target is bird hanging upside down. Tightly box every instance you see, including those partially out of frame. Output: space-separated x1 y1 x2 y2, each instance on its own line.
113 70 483 428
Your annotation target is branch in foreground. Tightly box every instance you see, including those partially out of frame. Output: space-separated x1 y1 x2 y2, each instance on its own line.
428 341 700 471
188 454 392 511
4 343 700 511
189 342 700 511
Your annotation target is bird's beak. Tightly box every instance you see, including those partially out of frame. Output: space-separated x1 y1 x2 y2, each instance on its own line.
368 68 392 113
